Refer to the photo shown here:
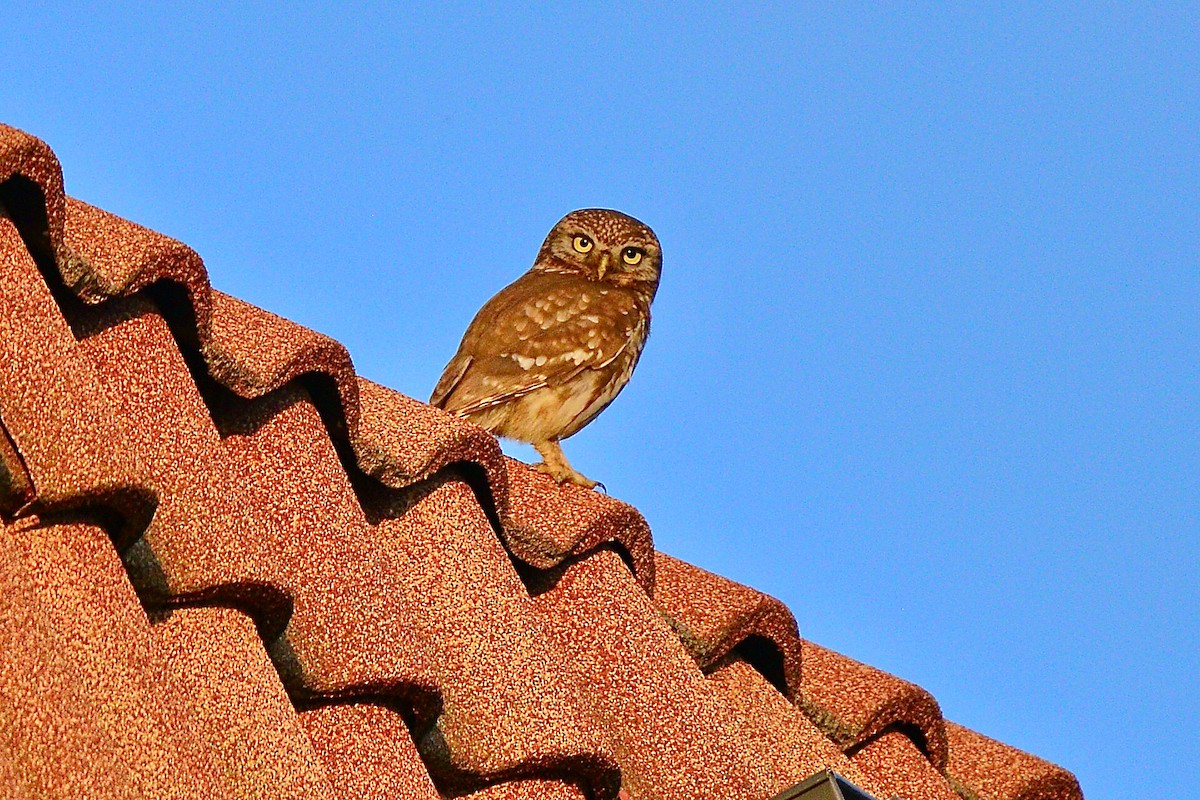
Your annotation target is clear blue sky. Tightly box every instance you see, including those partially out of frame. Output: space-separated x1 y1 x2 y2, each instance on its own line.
5 4 1196 797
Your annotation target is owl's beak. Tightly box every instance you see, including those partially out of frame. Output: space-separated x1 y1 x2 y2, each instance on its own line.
596 252 611 281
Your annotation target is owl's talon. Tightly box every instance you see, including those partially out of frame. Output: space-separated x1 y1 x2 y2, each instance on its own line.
531 460 601 490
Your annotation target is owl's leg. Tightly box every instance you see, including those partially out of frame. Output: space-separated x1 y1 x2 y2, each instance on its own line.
532 440 600 490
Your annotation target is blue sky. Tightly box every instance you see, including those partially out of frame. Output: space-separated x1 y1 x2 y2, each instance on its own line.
5 4 1197 797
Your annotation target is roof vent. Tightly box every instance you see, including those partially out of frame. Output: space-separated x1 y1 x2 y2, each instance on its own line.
768 769 884 800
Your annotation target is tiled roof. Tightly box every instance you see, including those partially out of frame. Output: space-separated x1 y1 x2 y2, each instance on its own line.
0 122 1083 800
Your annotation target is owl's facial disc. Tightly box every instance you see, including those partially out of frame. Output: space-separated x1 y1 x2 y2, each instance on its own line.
534 209 661 289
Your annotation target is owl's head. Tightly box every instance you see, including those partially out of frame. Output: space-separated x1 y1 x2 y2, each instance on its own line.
533 208 662 292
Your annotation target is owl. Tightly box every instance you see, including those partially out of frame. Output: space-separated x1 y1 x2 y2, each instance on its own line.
431 208 662 489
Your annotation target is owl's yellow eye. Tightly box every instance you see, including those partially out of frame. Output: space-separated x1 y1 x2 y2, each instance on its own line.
572 235 594 254
621 247 644 266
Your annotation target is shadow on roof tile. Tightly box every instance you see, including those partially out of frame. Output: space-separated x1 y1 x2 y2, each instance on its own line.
506 459 655 593
850 730 960 800
798 640 949 771
0 517 330 799
533 548 835 800
0 124 67 271
654 551 802 699
0 414 34 517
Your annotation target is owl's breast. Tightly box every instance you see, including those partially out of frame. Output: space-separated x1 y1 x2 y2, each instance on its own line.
555 316 648 439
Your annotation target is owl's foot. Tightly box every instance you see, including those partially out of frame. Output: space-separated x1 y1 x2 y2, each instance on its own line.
532 440 602 490
532 460 601 489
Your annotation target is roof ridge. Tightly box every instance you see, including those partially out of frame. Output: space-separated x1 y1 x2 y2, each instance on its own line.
54 294 620 792
0 122 655 591
652 551 803 699
797 640 949 771
944 720 1083 800
0 121 1084 800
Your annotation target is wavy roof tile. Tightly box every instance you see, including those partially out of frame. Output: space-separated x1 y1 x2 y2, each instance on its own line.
0 122 1083 800
655 551 803 699
798 639 948 768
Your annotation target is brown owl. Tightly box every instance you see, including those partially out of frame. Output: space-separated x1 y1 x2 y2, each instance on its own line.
431 208 662 489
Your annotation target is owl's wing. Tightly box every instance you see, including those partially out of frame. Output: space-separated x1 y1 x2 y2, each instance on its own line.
432 272 643 417
429 352 472 408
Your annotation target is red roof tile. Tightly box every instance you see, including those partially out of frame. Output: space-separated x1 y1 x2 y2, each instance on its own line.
505 459 655 591
0 517 328 799
0 220 152 542
532 549 840 799
798 639 949 769
299 704 439 800
0 122 1083 800
0 412 33 516
0 124 67 268
945 721 1083 800
654 551 803 699
62 196 210 312
464 779 589 799
703 657 884 797
354 375 506 492
153 606 331 797
851 730 961 800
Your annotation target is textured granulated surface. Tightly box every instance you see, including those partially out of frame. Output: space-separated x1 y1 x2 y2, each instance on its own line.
945 721 1083 800
533 549 848 800
0 518 327 799
62 196 211 312
851 730 962 800
0 221 151 540
154 606 332 798
798 639 949 768
654 551 803 698
504 456 655 589
464 779 589 799
0 124 67 255
205 288 361 413
704 657 882 796
355 376 509 494
0 122 1083 800
299 704 439 800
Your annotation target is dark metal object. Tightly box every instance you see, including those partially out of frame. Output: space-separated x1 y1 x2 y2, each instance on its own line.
769 769 886 800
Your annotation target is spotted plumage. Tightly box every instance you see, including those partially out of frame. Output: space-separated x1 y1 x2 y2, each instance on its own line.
431 208 661 488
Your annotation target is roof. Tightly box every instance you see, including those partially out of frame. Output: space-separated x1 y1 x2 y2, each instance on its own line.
0 122 1083 800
